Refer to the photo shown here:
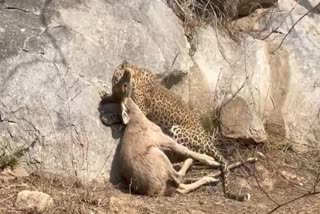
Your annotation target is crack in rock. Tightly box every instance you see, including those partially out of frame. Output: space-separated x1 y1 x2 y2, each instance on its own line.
0 113 17 124
4 6 31 13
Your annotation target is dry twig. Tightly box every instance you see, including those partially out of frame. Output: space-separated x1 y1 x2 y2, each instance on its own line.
271 2 320 54
184 157 257 182
267 191 320 214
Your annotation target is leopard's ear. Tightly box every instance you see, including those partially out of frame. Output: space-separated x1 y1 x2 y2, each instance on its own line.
122 69 132 82
118 69 132 97
121 60 129 68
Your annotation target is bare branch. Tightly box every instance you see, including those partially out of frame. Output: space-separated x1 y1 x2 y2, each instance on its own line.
252 162 280 205
271 2 320 54
267 191 320 214
261 0 300 40
184 157 257 182
208 157 257 177
221 75 249 108
311 172 320 193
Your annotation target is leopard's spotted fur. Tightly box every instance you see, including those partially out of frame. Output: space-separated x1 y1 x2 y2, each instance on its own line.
101 61 250 201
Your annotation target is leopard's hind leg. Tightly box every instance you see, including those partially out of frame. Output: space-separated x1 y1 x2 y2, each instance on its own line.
169 125 250 201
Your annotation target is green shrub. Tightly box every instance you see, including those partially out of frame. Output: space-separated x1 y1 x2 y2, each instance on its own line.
0 140 26 170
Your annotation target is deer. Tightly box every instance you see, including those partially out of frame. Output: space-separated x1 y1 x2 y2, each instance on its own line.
99 69 220 196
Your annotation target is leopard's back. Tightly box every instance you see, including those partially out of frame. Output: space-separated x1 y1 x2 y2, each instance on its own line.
146 84 202 131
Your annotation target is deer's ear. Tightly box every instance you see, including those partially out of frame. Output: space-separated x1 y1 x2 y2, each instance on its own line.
122 110 130 125
121 102 130 124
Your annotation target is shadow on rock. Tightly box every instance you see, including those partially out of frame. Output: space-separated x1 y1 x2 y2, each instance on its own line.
98 99 126 186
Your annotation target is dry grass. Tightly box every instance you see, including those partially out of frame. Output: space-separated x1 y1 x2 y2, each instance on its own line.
0 147 320 214
166 0 278 54
0 172 111 214
1 145 320 213
166 0 239 55
191 90 230 139
167 0 237 25
1 138 38 171
0 141 25 170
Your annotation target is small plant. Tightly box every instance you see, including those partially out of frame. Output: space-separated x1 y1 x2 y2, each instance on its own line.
264 133 294 153
0 140 23 170
0 139 36 170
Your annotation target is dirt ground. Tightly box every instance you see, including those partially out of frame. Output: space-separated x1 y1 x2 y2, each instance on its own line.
1 145 320 214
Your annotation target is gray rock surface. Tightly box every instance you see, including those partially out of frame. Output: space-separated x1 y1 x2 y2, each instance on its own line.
183 0 320 147
173 25 269 142
220 97 267 143
0 0 192 182
240 0 320 147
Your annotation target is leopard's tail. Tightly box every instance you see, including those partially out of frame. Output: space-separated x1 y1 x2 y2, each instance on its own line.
205 142 250 202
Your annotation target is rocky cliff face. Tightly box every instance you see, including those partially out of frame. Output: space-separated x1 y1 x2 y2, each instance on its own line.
172 0 320 147
0 0 319 182
0 0 192 182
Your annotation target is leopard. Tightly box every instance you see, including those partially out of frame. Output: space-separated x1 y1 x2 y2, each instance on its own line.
100 60 250 201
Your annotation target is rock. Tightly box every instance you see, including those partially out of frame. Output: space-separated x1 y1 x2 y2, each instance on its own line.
281 170 297 180
253 163 274 192
8 165 29 178
0 168 15 181
220 96 267 143
15 190 54 212
0 165 29 181
248 0 320 148
189 26 272 142
238 178 252 190
260 177 274 192
168 65 212 118
281 170 305 186
237 0 277 17
178 0 320 148
0 0 192 182
265 110 287 138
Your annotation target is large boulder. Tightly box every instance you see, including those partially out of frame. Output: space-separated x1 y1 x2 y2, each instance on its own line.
172 25 270 142
0 0 192 182
237 0 320 147
220 97 267 143
175 0 320 147
15 190 54 213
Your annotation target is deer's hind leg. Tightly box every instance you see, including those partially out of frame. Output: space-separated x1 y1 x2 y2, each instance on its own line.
176 176 218 194
170 159 218 194
177 158 193 177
